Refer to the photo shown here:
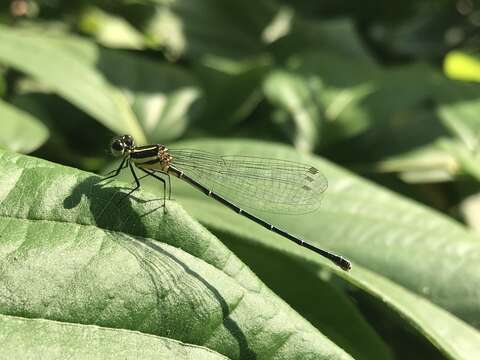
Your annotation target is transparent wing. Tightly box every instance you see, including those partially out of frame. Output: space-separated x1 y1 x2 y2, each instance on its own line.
169 149 327 214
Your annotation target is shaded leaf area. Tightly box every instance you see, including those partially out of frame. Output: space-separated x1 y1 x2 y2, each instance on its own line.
325 108 455 184
325 76 480 185
0 73 5 97
200 227 393 360
378 6 473 60
9 93 114 171
1 315 228 360
136 2 373 64
0 150 352 360
217 228 449 360
191 56 271 133
143 139 480 354
0 99 49 154
140 0 277 59
0 25 202 144
271 18 375 64
263 52 434 150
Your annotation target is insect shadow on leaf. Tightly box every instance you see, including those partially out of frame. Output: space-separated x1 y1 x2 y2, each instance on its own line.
64 175 256 359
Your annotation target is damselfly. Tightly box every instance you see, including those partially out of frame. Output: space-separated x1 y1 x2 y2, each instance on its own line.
104 135 351 271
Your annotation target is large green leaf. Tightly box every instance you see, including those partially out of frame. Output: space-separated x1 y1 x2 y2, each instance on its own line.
151 139 480 359
0 99 49 153
176 195 480 359
1 314 228 360
0 149 352 360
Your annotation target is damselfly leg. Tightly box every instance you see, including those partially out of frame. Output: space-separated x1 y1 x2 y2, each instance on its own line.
111 161 141 204
138 168 170 210
102 159 170 210
136 170 172 201
102 157 128 180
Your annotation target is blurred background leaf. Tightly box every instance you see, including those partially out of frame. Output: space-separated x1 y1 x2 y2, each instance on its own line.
0 98 48 153
444 51 480 82
140 0 276 59
79 6 146 50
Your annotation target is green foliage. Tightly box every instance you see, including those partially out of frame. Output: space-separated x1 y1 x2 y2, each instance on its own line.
444 51 480 82
0 99 48 153
1 315 228 360
0 150 352 359
1 0 480 359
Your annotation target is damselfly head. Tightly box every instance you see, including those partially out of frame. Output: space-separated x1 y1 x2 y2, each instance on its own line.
110 134 135 157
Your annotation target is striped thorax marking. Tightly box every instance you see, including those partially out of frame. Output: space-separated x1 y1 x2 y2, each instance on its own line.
131 144 172 172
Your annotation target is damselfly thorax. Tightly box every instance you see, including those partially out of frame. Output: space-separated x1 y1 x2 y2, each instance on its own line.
130 145 173 172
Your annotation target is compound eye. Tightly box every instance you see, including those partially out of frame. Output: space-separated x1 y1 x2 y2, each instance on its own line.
122 135 135 148
110 138 125 157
